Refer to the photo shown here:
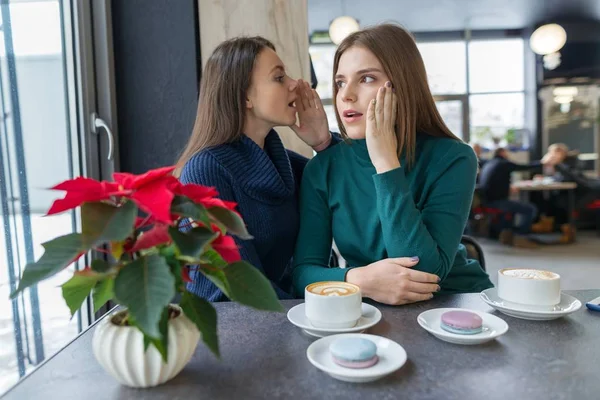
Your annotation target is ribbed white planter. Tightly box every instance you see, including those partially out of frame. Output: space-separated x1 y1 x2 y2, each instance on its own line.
92 305 200 388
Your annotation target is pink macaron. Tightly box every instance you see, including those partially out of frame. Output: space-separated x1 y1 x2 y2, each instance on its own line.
440 310 483 335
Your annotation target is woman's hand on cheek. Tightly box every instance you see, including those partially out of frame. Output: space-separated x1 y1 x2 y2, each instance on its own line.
290 79 331 150
366 81 400 173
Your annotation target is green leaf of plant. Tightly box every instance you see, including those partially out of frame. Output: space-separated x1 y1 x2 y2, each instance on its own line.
92 278 115 313
171 196 211 226
165 257 185 292
11 233 86 298
61 272 100 316
207 207 252 240
180 292 219 358
199 265 231 298
91 259 112 273
142 308 169 363
113 255 175 338
199 249 227 268
168 226 217 259
81 200 137 247
223 261 283 312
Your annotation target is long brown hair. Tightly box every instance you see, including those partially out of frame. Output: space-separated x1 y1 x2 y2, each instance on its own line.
332 24 460 166
174 36 276 176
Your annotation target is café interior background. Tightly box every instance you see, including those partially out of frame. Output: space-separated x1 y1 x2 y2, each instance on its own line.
0 0 599 394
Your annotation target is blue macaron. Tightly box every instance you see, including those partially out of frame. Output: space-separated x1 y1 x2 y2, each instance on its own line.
329 337 379 369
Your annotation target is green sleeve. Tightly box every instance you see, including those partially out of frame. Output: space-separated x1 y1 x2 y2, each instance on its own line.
292 158 347 297
372 144 477 280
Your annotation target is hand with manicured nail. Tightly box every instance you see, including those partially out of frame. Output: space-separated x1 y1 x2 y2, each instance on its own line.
290 79 331 150
366 81 400 173
345 256 440 305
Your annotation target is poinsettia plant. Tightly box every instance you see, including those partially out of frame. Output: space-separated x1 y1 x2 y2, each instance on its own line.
10 166 282 361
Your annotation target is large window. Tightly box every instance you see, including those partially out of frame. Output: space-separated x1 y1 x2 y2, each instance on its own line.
1 1 117 395
310 36 527 147
419 38 526 146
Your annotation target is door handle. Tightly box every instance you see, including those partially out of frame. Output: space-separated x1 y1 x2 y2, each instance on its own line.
90 113 114 160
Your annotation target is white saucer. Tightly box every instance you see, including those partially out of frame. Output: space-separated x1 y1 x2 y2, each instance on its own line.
480 288 582 321
306 333 407 383
417 308 508 345
287 303 382 338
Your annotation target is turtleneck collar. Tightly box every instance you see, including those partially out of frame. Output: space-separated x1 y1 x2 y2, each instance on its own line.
207 130 295 203
347 133 427 167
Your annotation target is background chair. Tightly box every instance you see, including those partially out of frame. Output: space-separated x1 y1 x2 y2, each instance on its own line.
461 235 486 271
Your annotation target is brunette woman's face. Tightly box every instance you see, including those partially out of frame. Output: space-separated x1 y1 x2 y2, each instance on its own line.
246 48 298 128
335 46 390 139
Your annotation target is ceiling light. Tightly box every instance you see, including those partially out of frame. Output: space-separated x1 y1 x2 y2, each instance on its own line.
553 86 578 97
329 16 359 45
530 23 567 55
554 95 573 104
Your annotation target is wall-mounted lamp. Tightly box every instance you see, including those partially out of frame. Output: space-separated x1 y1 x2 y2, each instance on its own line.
329 16 359 45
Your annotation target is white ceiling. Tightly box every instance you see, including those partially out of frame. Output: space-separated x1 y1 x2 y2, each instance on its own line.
308 0 600 33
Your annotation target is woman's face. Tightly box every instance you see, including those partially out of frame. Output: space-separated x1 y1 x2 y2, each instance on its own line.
246 48 298 128
335 46 390 139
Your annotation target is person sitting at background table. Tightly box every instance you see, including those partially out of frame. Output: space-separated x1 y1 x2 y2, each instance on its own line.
534 143 600 240
478 147 547 248
471 142 486 169
292 24 493 306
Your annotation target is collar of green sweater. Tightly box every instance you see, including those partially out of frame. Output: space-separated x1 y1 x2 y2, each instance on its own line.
347 135 426 167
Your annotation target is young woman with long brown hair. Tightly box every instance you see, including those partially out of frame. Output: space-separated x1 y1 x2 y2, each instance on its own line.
292 24 493 305
176 37 333 301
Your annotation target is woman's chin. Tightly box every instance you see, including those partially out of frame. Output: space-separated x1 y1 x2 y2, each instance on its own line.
344 128 366 140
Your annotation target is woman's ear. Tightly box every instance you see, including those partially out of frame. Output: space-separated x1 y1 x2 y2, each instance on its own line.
246 98 253 109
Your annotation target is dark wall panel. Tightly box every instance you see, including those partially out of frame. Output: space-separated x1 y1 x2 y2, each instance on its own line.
111 0 200 173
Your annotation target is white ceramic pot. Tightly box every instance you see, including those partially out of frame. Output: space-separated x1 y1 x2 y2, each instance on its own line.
92 305 200 388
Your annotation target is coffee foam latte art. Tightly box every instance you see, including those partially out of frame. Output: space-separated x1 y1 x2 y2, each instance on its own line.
308 283 357 296
501 268 558 280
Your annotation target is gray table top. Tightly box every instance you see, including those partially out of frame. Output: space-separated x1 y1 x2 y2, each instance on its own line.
3 290 600 400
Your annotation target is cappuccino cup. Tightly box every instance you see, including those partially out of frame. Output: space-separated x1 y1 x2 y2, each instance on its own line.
497 268 560 309
304 281 362 329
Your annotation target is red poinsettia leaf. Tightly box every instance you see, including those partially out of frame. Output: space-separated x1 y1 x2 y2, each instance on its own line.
129 224 172 253
212 234 241 263
113 166 176 190
130 181 176 223
112 172 135 189
175 183 218 202
200 197 238 211
47 193 106 216
47 178 129 216
181 267 193 283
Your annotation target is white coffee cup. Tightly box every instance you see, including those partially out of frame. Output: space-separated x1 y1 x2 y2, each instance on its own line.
304 281 362 329
497 268 561 309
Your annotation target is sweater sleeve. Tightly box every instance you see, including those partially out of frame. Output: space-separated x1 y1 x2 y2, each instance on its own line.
372 143 477 281
180 153 292 300
292 158 347 297
508 161 542 172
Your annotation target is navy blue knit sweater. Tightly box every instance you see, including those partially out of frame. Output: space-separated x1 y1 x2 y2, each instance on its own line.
180 130 310 301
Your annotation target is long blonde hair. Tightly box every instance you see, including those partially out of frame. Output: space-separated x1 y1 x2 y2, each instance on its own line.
333 24 460 166
174 36 276 177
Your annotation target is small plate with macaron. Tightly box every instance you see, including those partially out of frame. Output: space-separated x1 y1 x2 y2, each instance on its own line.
417 308 508 345
306 333 407 383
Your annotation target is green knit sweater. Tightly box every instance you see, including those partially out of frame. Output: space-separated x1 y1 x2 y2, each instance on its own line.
292 133 493 297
